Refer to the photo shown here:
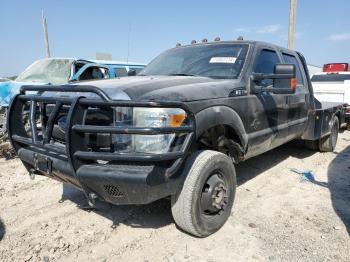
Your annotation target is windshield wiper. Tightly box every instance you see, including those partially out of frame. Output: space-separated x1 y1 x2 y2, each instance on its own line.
168 73 197 77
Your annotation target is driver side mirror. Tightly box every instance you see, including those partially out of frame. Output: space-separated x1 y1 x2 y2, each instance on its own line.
251 64 297 94
273 64 297 94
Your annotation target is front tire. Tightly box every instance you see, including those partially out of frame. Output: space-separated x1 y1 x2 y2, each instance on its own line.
171 150 236 237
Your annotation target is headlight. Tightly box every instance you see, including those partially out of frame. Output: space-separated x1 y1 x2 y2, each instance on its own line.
133 108 186 153
113 107 186 154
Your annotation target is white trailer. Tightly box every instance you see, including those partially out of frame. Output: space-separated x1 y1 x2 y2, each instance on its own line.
311 63 350 128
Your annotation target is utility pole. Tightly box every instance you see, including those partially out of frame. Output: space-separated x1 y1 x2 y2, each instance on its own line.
126 23 131 64
42 10 51 58
288 0 297 49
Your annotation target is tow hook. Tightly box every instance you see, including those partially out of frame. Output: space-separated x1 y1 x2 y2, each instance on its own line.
29 169 38 180
87 192 98 207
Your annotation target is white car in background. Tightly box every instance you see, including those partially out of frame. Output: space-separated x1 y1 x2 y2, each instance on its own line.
311 63 350 128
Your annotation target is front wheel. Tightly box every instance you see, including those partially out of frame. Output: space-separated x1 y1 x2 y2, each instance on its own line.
171 150 236 237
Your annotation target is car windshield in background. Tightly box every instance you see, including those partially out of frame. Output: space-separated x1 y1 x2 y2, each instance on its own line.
311 74 350 82
141 44 248 79
16 58 73 85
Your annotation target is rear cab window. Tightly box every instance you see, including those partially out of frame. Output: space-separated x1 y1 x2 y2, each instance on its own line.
282 53 304 88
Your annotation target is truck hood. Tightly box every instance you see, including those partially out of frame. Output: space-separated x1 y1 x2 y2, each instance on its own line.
71 75 239 101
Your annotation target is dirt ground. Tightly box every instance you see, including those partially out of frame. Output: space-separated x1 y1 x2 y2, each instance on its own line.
0 132 349 262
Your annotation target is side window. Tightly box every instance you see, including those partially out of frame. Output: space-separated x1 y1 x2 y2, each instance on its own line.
79 67 108 81
115 67 128 77
282 53 304 86
253 49 280 86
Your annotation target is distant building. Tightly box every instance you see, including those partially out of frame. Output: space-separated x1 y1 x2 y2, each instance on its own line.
96 52 113 61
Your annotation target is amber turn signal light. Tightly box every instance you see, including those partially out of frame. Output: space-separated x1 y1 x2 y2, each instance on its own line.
170 113 186 127
291 78 297 90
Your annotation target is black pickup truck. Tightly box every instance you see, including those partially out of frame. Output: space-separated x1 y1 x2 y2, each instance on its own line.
8 40 343 237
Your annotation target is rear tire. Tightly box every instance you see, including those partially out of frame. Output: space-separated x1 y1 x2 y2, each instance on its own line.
319 116 339 152
171 150 236 237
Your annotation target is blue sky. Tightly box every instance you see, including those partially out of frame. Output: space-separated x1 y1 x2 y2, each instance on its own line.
0 0 349 76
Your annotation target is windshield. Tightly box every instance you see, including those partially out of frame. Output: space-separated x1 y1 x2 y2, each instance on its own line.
141 44 248 79
16 58 73 85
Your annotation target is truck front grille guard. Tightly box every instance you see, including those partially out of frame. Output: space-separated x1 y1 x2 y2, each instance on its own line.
8 85 195 174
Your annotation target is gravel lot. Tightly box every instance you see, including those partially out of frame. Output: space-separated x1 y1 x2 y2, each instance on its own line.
0 132 349 262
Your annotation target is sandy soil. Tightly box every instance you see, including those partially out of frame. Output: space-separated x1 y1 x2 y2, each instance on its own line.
0 132 349 262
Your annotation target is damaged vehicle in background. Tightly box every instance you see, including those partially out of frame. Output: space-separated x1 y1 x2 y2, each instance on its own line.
0 58 145 140
7 39 344 237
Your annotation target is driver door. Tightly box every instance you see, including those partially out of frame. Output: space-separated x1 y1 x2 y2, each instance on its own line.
247 48 290 156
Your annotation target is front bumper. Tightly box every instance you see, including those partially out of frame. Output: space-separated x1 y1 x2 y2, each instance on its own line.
17 147 183 204
8 85 195 205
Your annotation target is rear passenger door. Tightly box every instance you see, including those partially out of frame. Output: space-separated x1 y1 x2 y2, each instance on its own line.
281 52 309 137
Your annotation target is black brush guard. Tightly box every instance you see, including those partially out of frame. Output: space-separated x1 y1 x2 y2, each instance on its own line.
8 85 195 205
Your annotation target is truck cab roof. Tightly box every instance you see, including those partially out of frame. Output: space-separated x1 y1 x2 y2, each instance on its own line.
174 40 299 53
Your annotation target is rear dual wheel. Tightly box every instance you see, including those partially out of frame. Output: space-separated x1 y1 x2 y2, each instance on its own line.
171 150 236 237
305 116 339 152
